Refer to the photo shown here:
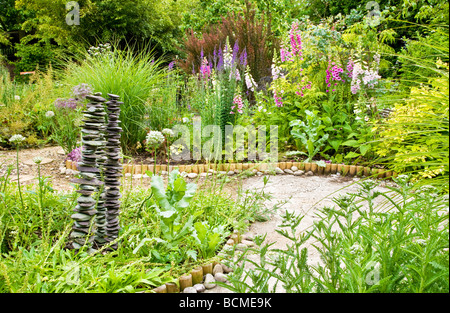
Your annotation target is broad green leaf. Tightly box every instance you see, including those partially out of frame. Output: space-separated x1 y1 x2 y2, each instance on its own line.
329 140 342 151
360 144 370 156
345 151 361 159
342 140 359 147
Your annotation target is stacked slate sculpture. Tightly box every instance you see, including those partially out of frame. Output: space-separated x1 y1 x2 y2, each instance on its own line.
93 95 108 248
103 94 123 250
70 95 107 251
70 93 123 252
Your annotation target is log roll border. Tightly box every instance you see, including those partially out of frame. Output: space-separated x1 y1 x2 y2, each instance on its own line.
65 160 398 180
152 230 245 293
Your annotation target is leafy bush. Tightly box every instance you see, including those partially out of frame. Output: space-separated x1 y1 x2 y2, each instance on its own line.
13 41 61 82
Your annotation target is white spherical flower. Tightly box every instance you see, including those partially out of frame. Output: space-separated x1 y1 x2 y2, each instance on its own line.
33 156 43 164
162 128 174 137
45 110 55 118
9 134 26 144
146 130 165 147
14 95 21 101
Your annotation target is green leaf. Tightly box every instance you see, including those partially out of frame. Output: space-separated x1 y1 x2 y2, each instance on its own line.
186 250 198 261
329 140 342 151
345 151 361 159
360 144 370 156
342 140 359 147
150 175 174 212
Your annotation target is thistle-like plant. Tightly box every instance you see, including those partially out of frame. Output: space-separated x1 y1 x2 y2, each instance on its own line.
289 110 329 162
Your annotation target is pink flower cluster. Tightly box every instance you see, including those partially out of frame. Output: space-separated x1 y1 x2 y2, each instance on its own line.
280 22 303 62
350 62 381 94
296 81 312 97
273 89 283 107
230 94 244 114
199 57 211 80
346 59 354 78
325 62 345 92
289 22 302 58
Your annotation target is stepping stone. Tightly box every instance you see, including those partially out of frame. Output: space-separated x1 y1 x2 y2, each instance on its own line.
23 157 54 166
10 175 35 183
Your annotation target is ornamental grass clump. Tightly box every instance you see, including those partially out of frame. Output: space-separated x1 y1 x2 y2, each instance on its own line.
62 42 166 153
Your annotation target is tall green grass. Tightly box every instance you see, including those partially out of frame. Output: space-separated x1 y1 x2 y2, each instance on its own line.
61 44 166 153
0 66 32 108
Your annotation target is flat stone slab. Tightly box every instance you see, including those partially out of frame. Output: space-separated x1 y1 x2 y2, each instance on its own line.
10 174 35 183
23 157 54 166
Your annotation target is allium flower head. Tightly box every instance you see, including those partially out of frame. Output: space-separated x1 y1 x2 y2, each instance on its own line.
72 83 93 100
162 128 174 137
33 156 43 164
55 98 79 110
45 111 55 118
146 130 165 147
66 147 82 163
9 134 26 144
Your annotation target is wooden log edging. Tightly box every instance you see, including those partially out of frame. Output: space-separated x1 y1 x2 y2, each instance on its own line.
152 230 247 294
63 160 397 180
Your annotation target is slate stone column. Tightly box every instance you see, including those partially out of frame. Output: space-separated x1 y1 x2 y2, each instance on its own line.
70 95 107 251
93 95 108 248
103 94 123 250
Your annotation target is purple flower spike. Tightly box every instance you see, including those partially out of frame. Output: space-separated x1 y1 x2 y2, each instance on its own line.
217 47 224 72
240 47 248 68
232 41 239 66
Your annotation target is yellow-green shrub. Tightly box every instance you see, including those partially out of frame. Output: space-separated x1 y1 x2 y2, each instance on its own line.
373 59 449 184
